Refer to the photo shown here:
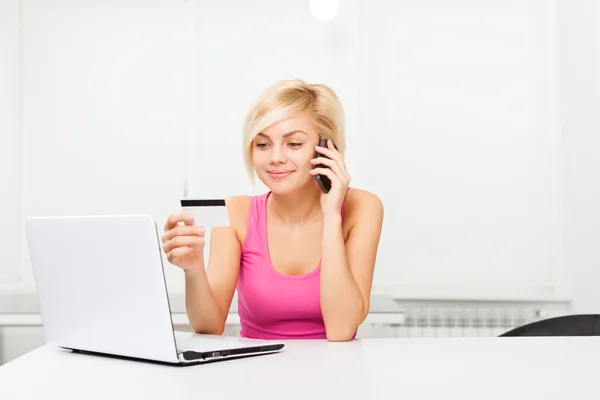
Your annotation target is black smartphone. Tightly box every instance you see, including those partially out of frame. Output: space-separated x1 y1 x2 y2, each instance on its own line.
314 138 332 193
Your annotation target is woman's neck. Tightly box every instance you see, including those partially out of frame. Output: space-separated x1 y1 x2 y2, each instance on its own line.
268 185 322 225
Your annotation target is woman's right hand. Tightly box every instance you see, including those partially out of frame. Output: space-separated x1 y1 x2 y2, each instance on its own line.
162 213 206 273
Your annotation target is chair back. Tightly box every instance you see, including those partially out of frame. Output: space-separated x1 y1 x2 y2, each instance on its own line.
500 314 600 336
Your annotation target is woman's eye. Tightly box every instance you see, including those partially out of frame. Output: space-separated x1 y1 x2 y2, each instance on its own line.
255 143 269 148
289 142 302 148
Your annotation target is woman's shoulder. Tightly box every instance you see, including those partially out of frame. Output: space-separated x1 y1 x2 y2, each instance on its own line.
226 195 251 211
225 194 268 244
344 188 384 225
345 188 383 212
225 192 270 213
225 195 252 225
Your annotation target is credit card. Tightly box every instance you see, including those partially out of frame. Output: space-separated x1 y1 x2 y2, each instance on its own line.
180 199 229 229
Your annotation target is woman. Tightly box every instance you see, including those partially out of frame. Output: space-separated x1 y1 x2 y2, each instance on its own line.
162 79 384 342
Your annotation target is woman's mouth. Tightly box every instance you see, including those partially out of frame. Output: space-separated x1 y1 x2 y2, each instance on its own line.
268 170 294 179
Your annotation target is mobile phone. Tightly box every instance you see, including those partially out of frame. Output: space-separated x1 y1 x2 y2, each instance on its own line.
314 138 332 193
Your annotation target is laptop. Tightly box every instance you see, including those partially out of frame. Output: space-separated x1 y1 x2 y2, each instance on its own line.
25 214 285 366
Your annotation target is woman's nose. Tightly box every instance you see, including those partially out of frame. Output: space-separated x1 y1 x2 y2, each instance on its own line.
269 145 286 164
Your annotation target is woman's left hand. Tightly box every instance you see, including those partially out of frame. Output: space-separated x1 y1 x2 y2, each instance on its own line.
309 139 351 217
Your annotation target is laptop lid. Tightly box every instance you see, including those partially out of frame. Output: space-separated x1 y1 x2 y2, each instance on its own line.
25 214 180 364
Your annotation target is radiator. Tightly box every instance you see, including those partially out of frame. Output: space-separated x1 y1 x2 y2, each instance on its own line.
362 306 569 338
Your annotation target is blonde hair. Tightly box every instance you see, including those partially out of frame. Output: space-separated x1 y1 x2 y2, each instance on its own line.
242 79 346 180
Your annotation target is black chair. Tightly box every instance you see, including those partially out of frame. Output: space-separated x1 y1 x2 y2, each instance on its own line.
499 314 600 336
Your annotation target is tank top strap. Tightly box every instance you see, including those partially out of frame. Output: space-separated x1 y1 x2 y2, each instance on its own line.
242 191 270 252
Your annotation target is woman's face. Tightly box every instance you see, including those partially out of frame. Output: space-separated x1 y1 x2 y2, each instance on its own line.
252 111 320 194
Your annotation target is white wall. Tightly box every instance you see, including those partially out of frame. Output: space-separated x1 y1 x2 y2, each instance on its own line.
17 0 192 291
1 0 589 304
0 0 20 285
559 0 600 313
365 0 565 300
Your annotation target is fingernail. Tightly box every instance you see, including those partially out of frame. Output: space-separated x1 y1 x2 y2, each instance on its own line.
197 227 205 233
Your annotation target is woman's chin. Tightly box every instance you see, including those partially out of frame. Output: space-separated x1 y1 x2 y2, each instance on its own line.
269 182 320 197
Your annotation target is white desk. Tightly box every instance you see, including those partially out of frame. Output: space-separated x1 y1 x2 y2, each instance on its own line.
0 336 597 399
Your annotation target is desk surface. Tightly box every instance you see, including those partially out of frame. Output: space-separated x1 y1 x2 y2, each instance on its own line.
0 336 597 399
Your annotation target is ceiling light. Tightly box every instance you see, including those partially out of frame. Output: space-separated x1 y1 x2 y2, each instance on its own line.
309 0 340 21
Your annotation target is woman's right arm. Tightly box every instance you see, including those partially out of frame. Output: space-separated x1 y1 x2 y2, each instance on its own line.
162 196 249 335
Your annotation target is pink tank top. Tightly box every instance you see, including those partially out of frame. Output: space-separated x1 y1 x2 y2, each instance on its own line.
236 191 345 340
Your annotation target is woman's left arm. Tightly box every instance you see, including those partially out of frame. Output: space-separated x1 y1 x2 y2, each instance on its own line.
310 140 384 341
320 194 383 341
